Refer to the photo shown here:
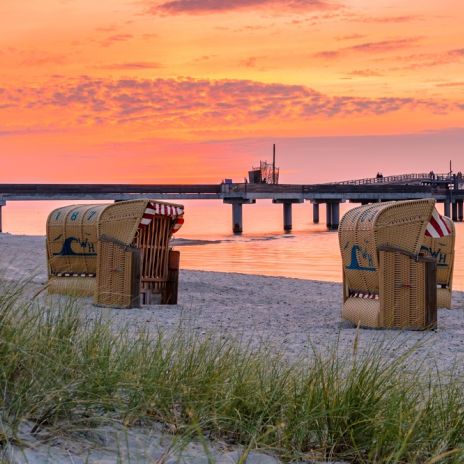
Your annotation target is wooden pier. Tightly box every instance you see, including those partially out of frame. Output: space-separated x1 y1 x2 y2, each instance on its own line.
0 172 463 233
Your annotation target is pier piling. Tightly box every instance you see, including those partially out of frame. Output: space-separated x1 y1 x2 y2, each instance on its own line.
0 199 4 233
272 199 303 232
232 202 243 234
312 203 320 224
325 202 340 231
326 203 332 230
444 201 451 218
331 202 340 231
452 202 458 222
458 200 463 222
283 202 292 232
223 198 255 234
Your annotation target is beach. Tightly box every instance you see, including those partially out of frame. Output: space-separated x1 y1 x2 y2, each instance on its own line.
1 233 464 463
2 233 464 367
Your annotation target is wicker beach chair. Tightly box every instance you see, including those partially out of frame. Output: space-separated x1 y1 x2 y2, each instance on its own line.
339 199 438 330
421 215 455 309
46 199 184 308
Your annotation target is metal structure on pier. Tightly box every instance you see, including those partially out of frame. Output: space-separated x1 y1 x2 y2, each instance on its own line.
248 144 280 185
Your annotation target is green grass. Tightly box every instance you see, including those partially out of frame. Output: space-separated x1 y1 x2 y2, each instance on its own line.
0 281 463 463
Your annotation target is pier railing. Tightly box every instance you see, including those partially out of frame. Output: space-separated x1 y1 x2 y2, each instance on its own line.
332 173 452 186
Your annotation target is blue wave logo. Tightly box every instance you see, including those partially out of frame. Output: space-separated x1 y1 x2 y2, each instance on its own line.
53 236 96 256
346 245 376 272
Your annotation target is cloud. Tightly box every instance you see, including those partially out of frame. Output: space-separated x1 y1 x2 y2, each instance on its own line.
315 37 421 59
97 62 162 70
239 56 262 68
19 51 68 66
336 33 366 41
99 34 134 47
355 15 422 24
0 126 59 137
149 0 340 15
449 48 464 57
314 50 341 59
349 69 383 77
349 38 421 53
436 82 464 88
386 48 464 71
0 77 461 130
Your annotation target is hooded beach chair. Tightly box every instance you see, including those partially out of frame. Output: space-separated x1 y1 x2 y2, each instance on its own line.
46 199 184 308
338 199 448 330
421 213 455 309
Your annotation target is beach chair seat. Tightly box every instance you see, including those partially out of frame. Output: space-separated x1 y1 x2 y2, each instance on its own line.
46 199 184 308
339 199 441 330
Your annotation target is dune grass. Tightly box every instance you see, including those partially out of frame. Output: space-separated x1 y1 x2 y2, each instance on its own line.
0 281 463 463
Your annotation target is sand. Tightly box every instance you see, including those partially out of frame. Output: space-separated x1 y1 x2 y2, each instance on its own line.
1 233 464 463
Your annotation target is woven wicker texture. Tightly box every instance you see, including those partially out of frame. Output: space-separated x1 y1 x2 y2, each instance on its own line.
46 199 183 308
421 216 455 309
95 241 141 308
97 200 148 245
48 276 96 297
339 199 435 296
133 215 172 305
342 298 380 328
379 250 427 329
339 199 437 329
437 288 452 309
47 204 106 275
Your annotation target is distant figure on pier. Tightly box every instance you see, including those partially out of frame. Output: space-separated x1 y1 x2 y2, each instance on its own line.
429 170 435 180
376 172 383 180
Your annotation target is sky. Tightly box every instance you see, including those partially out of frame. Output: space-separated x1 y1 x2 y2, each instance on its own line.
1 0 464 184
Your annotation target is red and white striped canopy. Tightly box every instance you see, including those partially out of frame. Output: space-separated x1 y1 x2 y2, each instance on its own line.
425 208 451 238
139 201 184 234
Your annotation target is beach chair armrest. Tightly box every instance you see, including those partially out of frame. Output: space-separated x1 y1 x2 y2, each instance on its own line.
377 244 435 263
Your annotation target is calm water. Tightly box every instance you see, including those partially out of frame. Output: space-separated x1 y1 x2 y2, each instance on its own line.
2 200 463 290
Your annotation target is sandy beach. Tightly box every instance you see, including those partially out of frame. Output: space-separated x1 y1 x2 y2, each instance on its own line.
1 233 464 463
2 233 464 368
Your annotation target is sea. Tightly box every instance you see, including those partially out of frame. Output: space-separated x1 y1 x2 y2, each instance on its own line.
2 199 463 290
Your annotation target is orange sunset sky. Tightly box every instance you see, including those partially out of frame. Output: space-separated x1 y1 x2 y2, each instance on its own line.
1 0 463 183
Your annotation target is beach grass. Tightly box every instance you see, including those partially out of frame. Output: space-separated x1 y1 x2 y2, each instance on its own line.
1 281 464 463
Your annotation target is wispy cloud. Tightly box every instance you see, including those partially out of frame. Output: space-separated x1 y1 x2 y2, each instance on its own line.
149 0 341 15
19 51 68 66
349 38 421 53
315 37 421 59
387 48 464 71
355 15 423 24
97 62 162 70
0 126 60 137
449 48 464 57
99 33 134 47
336 33 366 41
436 82 464 88
349 69 383 77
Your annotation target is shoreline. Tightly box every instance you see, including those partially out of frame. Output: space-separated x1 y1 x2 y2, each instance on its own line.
0 232 343 285
0 232 224 247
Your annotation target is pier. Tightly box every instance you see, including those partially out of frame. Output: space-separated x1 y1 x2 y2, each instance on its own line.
0 172 463 233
